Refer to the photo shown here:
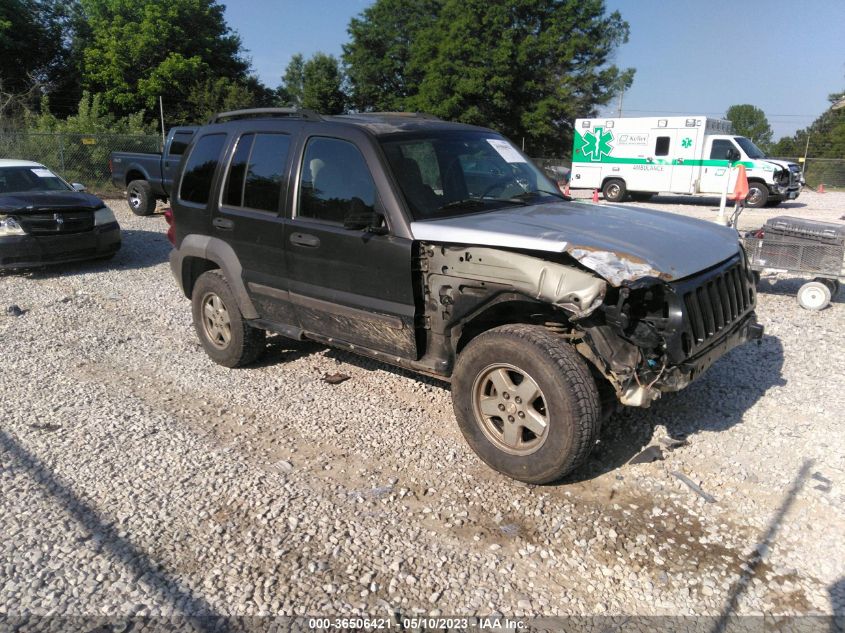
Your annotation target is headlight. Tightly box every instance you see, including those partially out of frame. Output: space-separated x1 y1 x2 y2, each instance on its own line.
0 215 25 237
94 207 117 226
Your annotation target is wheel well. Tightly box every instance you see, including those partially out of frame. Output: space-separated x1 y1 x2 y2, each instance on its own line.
601 176 625 189
181 257 219 299
747 178 768 188
126 170 146 186
455 301 566 354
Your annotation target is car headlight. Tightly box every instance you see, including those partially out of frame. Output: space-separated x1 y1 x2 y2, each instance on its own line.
0 215 25 237
94 206 117 226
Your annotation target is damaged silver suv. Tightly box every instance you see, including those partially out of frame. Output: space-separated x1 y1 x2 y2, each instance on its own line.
169 109 763 483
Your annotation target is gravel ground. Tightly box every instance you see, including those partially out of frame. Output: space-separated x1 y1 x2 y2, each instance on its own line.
1 192 844 624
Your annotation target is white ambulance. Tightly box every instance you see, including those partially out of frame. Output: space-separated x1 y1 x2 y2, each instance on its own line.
570 116 802 207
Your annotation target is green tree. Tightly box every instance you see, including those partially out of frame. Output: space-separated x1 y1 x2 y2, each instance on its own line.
76 0 265 123
278 53 305 106
343 0 440 112
725 104 773 148
343 0 633 155
301 53 346 114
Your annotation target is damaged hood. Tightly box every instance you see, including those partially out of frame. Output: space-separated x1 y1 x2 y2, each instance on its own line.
0 191 105 214
410 201 740 285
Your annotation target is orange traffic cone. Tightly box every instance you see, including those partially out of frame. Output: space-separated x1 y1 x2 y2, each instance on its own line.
592 188 599 203
818 183 826 193
729 164 749 201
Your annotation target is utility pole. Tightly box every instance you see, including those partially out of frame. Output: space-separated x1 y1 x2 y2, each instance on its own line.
616 89 624 118
159 96 166 148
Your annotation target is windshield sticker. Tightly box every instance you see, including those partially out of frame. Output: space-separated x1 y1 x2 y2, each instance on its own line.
31 168 55 178
487 139 526 163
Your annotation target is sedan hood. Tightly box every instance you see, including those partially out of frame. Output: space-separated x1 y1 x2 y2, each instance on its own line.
0 191 105 214
410 201 740 285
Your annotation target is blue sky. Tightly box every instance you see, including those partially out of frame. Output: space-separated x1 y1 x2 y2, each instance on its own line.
223 0 845 140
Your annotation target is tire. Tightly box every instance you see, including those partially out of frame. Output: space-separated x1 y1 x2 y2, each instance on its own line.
602 179 627 203
127 179 156 216
815 277 840 297
796 280 831 311
744 182 769 208
630 192 654 202
452 324 601 484
191 270 265 367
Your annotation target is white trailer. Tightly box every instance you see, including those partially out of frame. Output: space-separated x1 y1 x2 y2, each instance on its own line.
570 116 802 208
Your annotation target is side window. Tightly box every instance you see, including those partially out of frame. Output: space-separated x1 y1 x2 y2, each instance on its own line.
222 133 291 212
655 136 670 156
298 137 376 224
710 139 736 160
179 133 226 205
169 131 194 157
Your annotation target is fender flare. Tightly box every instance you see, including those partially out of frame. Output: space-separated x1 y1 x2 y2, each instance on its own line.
124 163 152 184
172 235 259 319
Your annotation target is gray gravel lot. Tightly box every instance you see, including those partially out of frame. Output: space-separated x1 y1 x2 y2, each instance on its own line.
1 192 844 622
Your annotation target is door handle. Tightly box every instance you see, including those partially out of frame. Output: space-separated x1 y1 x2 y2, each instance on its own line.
290 232 320 248
213 217 234 230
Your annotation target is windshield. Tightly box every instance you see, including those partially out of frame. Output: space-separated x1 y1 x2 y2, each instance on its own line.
734 137 766 159
380 131 562 220
0 166 71 195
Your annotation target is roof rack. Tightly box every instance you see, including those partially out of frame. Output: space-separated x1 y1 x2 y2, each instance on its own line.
343 111 442 121
208 108 322 124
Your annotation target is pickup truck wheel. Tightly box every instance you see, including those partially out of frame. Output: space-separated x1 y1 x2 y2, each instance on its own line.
745 182 769 208
127 180 156 216
796 280 831 311
452 324 601 484
192 270 265 367
602 179 627 202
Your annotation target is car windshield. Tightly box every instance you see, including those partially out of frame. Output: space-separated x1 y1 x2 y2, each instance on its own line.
380 131 563 220
0 166 71 195
734 137 766 159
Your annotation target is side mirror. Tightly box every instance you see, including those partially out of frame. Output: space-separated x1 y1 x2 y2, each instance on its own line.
71 182 87 192
725 149 741 163
343 203 387 234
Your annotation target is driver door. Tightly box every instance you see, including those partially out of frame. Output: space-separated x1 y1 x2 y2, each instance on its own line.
284 135 418 358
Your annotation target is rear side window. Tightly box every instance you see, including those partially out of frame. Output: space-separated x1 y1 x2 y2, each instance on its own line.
179 134 226 205
222 133 291 212
298 137 376 224
655 136 670 156
169 131 194 156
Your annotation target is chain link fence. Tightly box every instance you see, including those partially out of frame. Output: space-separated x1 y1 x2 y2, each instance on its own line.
775 157 845 190
0 132 162 195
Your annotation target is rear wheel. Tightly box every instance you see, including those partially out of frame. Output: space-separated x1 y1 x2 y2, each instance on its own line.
452 324 601 484
192 270 265 367
797 280 831 311
745 182 769 208
127 179 156 216
602 179 627 203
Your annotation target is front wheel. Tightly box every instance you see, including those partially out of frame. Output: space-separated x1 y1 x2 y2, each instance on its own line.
452 324 601 484
602 179 627 203
745 182 769 208
191 270 265 367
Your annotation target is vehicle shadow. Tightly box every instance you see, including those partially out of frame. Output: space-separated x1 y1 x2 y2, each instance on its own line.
2 229 171 279
566 334 786 483
757 276 845 305
0 428 226 631
648 194 808 211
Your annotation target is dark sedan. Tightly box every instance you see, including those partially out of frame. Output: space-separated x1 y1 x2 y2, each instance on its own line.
0 160 121 269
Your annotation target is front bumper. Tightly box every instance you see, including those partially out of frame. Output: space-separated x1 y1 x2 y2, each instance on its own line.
771 183 801 201
0 223 121 269
658 311 763 393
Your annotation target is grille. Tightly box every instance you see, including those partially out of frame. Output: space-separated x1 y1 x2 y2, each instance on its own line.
680 260 754 354
18 210 95 235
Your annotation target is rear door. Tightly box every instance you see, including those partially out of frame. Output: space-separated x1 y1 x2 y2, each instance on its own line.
644 131 675 193
211 123 298 325
283 132 417 358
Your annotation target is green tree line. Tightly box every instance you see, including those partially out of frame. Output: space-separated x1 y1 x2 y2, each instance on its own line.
2 0 636 155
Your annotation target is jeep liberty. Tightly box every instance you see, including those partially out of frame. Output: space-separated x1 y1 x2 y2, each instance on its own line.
168 108 763 483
